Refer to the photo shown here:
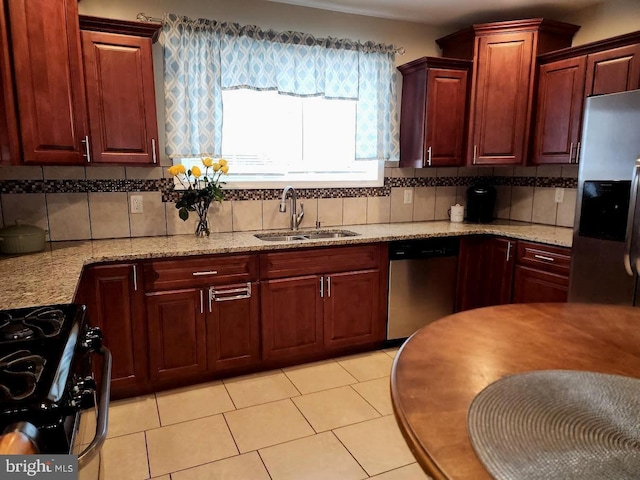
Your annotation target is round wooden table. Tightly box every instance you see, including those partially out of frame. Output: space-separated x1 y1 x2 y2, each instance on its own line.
390 303 640 480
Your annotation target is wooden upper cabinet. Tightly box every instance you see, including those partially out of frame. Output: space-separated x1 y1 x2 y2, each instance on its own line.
398 57 470 168
80 16 161 165
437 19 579 166
585 43 640 96
471 32 535 165
7 0 89 164
534 31 640 165
532 56 587 164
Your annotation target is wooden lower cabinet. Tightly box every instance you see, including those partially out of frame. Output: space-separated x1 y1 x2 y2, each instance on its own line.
207 282 260 371
512 241 570 303
261 276 324 361
146 289 208 382
81 263 148 398
147 285 262 382
324 270 382 350
512 266 569 303
82 246 388 397
261 245 388 363
456 236 515 311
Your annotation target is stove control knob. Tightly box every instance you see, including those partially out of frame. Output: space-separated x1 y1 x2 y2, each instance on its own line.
70 389 95 410
82 327 103 350
73 376 97 392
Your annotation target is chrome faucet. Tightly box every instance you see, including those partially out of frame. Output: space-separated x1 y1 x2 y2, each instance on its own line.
279 186 304 230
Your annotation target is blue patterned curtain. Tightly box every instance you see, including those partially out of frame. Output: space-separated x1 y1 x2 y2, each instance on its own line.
162 13 399 160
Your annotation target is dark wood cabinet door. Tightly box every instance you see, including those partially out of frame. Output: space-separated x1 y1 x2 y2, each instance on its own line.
324 270 383 350
7 0 88 164
512 265 568 303
261 276 323 362
470 32 534 165
398 65 427 168
83 264 148 398
456 236 487 311
399 58 470 169
533 56 587 165
425 68 468 167
206 282 260 372
585 44 640 97
82 30 159 165
456 236 515 311
146 289 207 381
485 238 516 306
0 0 18 165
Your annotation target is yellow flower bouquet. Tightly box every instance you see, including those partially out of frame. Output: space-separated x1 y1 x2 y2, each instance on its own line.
168 158 229 236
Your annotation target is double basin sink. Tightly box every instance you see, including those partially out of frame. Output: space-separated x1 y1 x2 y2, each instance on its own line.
255 229 359 242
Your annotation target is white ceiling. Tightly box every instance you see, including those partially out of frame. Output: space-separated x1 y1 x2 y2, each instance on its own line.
263 0 603 26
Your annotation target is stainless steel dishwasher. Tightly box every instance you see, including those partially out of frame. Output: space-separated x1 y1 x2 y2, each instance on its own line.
387 238 459 340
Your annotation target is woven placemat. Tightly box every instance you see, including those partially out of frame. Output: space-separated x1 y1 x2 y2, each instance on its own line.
467 370 640 479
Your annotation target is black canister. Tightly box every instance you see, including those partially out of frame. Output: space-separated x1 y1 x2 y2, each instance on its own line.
466 184 496 223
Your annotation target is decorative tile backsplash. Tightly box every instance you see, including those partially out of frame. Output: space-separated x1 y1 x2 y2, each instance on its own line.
0 165 579 240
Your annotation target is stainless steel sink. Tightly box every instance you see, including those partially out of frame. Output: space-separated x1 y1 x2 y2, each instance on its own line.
255 230 359 241
304 230 359 239
254 234 309 242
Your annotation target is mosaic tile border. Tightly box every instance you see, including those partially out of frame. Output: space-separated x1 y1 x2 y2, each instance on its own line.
0 175 577 201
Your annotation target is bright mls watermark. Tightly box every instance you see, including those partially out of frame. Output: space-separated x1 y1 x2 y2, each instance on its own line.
1 455 78 479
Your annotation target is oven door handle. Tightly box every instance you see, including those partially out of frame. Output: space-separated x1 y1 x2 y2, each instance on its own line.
78 346 112 469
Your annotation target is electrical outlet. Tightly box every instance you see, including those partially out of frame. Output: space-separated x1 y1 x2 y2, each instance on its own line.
130 195 144 214
554 188 564 203
403 189 413 205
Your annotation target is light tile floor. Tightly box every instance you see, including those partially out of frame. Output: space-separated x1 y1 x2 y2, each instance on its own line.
88 347 432 480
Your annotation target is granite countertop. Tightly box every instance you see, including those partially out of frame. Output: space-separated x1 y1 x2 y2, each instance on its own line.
0 221 573 310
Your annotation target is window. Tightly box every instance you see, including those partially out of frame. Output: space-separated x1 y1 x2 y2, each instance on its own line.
179 89 383 189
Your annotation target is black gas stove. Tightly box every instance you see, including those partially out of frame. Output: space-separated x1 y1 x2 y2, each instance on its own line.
0 304 111 465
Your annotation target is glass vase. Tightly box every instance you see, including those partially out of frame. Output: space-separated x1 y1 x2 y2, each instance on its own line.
195 200 212 237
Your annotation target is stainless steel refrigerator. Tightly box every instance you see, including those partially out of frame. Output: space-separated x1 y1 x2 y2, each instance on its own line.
569 89 640 304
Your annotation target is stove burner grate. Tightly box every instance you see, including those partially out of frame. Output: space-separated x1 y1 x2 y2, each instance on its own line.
0 350 46 401
0 307 64 343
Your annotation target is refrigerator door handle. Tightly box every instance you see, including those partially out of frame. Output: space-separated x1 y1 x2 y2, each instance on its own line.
624 160 640 276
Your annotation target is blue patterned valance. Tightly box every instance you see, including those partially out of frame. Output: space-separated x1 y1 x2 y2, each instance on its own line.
162 13 399 161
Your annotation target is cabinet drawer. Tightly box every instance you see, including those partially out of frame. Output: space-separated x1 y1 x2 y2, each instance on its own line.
144 254 259 291
516 241 571 275
260 244 382 279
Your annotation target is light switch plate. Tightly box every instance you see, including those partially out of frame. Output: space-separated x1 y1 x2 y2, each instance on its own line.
130 195 144 214
555 188 564 203
403 189 413 205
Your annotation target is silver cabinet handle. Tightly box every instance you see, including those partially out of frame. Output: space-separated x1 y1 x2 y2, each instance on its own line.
506 241 512 262
575 142 581 164
569 142 575 163
151 138 157 164
624 159 640 276
82 135 91 163
199 290 204 314
192 271 218 276
132 265 138 291
208 289 212 312
534 254 554 262
473 145 478 164
320 276 324 298
210 283 252 302
327 276 331 297
427 146 432 167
